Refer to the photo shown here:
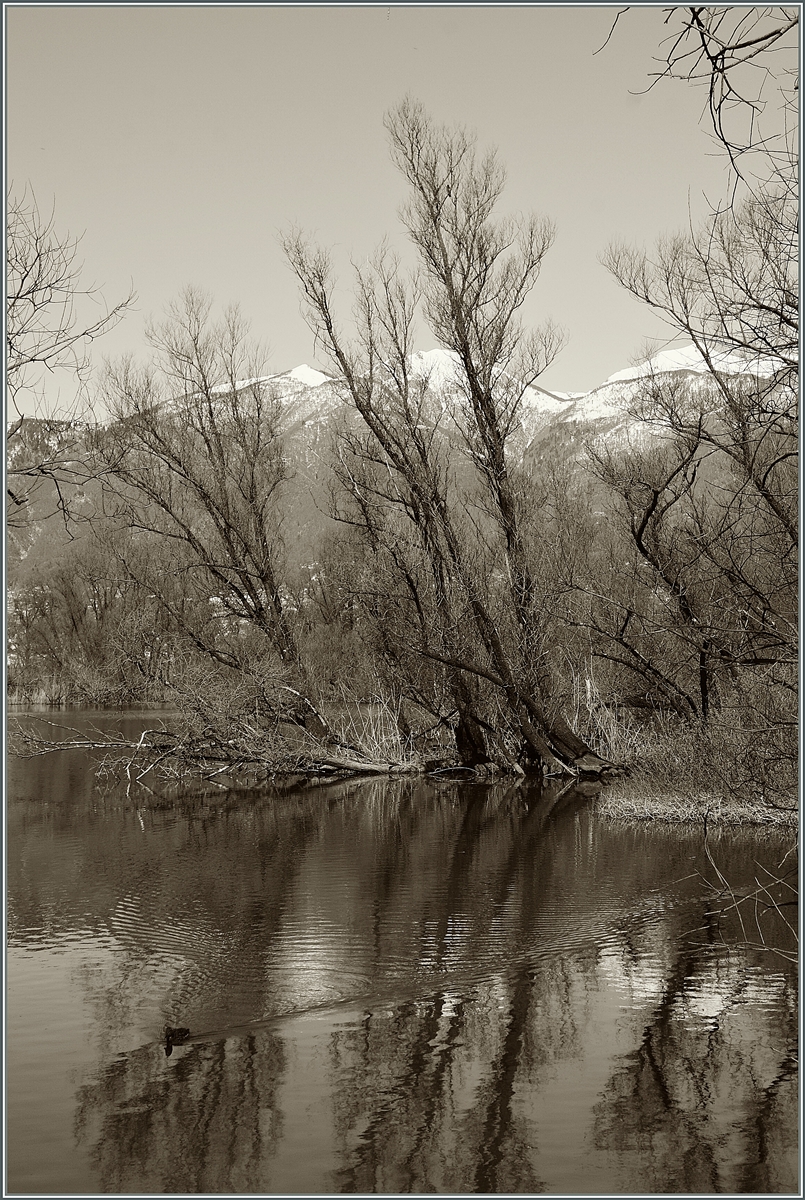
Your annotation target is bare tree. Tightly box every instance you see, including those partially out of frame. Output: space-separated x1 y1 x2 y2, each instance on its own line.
92 288 407 771
601 6 799 180
7 523 178 705
587 44 798 799
650 6 798 177
285 101 606 775
6 185 135 524
93 291 301 667
571 4 799 813
604 184 797 392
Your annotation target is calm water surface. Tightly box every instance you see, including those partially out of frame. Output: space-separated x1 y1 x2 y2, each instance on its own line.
7 712 799 1194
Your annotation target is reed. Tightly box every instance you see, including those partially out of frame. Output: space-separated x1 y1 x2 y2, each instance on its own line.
328 688 418 769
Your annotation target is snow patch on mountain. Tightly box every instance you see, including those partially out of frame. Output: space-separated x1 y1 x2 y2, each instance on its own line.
605 343 781 384
529 341 786 442
410 347 463 389
286 364 332 388
409 347 576 421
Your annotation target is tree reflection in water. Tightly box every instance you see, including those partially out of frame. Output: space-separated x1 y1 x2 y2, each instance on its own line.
75 1034 286 1192
592 939 798 1194
8 756 798 1194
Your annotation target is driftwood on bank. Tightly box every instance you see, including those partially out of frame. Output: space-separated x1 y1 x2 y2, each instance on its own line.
8 715 622 784
8 718 425 782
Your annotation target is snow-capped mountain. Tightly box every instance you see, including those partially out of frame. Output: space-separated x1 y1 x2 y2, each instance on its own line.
268 341 776 466
516 342 783 462
10 342 780 577
119 341 785 473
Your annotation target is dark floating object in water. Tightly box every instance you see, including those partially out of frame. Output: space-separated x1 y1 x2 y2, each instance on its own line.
164 1026 191 1056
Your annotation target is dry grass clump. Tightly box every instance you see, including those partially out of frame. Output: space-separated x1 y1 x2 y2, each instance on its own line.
566 669 797 827
564 669 648 768
597 718 797 828
327 690 418 769
597 786 797 829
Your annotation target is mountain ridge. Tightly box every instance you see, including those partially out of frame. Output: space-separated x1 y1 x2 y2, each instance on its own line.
263 340 778 461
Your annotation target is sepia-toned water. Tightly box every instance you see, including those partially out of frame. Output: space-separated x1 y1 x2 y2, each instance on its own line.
7 712 798 1194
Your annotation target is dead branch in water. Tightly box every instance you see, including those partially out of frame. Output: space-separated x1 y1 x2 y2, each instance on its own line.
7 715 425 782
697 814 798 963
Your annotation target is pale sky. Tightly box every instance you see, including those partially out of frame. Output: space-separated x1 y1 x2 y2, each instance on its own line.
7 4 731 411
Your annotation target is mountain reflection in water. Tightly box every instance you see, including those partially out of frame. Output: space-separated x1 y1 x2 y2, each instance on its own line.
7 725 798 1194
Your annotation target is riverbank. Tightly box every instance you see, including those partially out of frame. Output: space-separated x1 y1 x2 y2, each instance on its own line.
9 701 798 829
597 784 798 829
